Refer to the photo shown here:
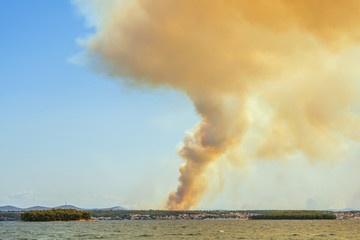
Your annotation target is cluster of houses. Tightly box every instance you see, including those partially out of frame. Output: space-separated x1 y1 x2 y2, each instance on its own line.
92 212 258 221
0 216 13 221
334 212 360 220
131 213 221 220
93 216 113 221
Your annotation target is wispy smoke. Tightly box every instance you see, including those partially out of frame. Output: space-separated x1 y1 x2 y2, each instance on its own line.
77 0 360 209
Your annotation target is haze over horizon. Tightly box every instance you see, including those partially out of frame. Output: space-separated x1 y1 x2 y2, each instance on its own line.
2 0 360 210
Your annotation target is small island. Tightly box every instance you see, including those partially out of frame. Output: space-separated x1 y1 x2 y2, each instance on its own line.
249 210 336 220
21 209 92 222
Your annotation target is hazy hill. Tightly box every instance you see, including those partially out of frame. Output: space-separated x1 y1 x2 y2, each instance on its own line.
327 208 357 212
0 205 127 212
25 206 51 211
98 206 127 211
0 206 22 212
54 205 82 210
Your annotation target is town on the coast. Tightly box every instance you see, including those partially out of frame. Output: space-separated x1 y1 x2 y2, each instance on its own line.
90 210 356 221
1 208 360 221
92 211 256 221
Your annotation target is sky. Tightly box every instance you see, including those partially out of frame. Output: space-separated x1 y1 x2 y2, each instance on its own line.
0 0 197 209
1 0 360 210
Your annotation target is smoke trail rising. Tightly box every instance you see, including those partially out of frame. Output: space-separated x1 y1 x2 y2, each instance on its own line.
77 0 360 209
165 94 248 209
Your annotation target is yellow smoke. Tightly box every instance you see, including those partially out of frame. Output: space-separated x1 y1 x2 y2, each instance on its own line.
81 0 360 209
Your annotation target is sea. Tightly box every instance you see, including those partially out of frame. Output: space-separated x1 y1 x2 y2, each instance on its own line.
1 220 359 239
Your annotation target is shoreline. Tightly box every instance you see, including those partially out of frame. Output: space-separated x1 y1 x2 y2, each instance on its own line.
19 219 98 223
6 219 357 223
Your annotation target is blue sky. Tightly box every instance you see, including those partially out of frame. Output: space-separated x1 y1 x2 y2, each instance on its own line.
2 1 360 211
0 0 198 208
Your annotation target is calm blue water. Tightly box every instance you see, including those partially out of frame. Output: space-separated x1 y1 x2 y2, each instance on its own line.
1 220 359 239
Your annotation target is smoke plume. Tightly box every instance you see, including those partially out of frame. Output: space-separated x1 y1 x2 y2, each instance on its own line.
78 0 360 209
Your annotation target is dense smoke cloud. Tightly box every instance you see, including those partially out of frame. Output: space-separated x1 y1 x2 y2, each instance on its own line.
77 0 360 209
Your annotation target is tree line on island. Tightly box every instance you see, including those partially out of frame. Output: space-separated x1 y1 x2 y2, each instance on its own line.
21 209 91 222
249 211 336 220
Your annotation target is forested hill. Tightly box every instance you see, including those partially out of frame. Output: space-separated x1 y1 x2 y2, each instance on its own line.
250 211 336 220
21 209 91 222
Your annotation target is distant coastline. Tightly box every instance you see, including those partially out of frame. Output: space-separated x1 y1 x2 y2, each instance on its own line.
2 209 360 221
1 206 360 221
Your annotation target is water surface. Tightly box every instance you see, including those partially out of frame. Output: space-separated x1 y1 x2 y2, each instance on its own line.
1 220 359 239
